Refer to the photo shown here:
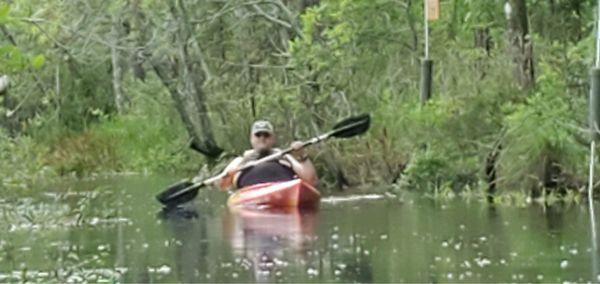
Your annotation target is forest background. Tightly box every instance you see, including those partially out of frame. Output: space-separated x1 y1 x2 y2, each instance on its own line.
0 0 597 201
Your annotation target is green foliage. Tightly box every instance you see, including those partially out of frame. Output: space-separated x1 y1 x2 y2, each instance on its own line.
43 77 201 176
0 4 46 73
499 62 587 190
402 148 452 191
0 0 597 201
92 84 199 174
0 3 10 24
0 45 27 72
369 39 518 191
30 54 45 69
46 131 120 176
0 129 56 191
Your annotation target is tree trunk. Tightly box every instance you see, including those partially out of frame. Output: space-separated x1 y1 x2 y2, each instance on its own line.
0 75 8 94
130 0 221 157
130 0 146 82
110 15 129 114
406 0 419 52
485 143 501 203
0 75 18 134
161 0 222 157
301 73 350 190
474 27 492 55
569 0 583 42
310 118 350 190
507 0 535 90
474 27 492 79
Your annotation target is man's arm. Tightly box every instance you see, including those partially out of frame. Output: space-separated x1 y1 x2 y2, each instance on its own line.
286 141 319 186
284 154 318 186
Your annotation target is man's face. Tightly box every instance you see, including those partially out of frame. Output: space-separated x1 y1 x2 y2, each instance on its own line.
250 131 276 154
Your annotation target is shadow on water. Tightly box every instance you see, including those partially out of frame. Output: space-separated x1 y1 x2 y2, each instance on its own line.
157 205 200 220
157 205 209 283
543 202 567 233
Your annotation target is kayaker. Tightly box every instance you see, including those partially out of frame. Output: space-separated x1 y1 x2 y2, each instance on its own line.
217 120 318 189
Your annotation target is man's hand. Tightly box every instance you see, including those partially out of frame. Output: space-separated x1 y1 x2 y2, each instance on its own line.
226 167 239 177
218 167 239 190
191 176 203 184
290 141 307 160
290 141 303 150
290 140 304 153
242 149 255 158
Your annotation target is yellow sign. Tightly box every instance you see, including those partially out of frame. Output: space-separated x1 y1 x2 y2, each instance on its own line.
427 0 440 21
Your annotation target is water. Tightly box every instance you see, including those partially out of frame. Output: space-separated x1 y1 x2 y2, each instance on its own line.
1 176 600 282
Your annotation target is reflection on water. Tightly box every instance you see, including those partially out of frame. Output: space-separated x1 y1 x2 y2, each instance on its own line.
588 186 599 281
223 207 318 282
159 206 319 282
1 176 600 282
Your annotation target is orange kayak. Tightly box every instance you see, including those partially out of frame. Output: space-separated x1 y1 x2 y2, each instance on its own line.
227 179 320 208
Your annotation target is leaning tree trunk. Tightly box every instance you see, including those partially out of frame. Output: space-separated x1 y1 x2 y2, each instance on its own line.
129 0 221 158
506 0 535 90
156 0 222 158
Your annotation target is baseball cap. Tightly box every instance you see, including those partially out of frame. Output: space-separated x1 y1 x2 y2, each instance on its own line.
251 120 274 135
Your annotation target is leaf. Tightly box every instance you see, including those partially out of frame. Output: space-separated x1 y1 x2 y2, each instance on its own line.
0 4 9 23
31 54 45 69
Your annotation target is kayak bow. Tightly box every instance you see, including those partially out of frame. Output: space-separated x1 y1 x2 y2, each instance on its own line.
227 179 320 208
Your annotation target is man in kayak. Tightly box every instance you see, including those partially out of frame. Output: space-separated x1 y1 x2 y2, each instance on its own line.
217 120 318 190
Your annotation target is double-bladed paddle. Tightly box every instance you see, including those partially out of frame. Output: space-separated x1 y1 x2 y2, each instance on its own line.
156 114 371 208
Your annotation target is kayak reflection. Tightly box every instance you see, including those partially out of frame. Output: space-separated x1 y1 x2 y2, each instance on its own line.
223 207 319 281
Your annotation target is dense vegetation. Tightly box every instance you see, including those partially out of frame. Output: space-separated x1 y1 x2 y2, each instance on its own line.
0 0 597 200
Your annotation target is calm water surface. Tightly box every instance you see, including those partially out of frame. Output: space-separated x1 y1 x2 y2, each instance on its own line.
1 176 599 282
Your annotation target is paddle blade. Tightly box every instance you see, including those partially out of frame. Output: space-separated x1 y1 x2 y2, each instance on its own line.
331 114 371 138
156 180 201 207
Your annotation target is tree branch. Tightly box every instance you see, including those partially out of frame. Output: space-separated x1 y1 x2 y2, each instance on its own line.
252 4 291 29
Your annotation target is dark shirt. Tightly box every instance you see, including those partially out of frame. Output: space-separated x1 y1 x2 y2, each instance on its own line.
236 160 296 188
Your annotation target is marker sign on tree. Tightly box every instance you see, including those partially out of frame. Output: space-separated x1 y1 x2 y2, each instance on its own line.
427 0 439 21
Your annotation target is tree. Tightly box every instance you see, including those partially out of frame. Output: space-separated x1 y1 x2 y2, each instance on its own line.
506 0 534 90
148 0 223 158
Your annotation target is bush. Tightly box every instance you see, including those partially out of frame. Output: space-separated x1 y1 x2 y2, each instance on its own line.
43 77 204 176
46 131 120 176
0 129 55 191
498 63 587 192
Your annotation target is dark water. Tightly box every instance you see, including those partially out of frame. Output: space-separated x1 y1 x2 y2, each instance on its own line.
1 176 600 282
